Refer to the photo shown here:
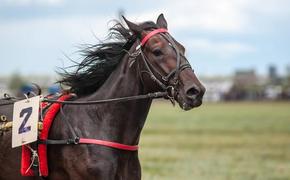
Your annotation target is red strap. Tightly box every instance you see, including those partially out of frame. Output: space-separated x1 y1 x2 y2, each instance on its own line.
79 138 139 151
38 94 72 177
140 28 168 46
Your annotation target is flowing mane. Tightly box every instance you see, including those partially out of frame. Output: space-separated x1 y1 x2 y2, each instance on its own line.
58 20 158 96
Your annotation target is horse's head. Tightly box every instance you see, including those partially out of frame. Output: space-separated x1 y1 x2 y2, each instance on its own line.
123 14 205 110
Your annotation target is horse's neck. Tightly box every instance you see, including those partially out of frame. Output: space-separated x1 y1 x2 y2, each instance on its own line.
80 54 152 145
91 54 143 99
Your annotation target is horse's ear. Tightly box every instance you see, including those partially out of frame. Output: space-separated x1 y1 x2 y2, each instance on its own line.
122 16 142 35
156 13 168 29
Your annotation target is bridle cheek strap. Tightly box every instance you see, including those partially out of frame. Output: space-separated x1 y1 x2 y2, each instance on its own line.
141 28 168 46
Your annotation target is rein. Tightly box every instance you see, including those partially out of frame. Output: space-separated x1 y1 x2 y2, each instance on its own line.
42 92 167 105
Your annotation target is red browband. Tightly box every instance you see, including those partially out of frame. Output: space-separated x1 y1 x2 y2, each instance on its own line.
140 28 168 46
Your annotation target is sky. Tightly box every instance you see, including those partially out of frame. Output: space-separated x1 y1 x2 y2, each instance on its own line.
0 0 290 77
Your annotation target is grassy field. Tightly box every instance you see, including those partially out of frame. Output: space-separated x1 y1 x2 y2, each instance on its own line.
139 101 290 180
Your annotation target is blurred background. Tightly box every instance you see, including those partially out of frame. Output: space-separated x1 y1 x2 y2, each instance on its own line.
1 0 290 179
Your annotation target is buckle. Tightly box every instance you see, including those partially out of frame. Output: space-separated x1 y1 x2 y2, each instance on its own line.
166 86 175 106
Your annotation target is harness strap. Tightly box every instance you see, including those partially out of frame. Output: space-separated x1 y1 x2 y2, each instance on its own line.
79 138 138 151
39 137 138 151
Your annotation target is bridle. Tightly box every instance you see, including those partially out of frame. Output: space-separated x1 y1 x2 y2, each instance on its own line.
133 28 192 102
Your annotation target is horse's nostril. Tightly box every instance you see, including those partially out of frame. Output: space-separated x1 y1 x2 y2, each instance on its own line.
186 87 200 99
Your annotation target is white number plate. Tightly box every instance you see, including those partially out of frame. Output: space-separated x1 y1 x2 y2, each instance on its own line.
12 96 40 148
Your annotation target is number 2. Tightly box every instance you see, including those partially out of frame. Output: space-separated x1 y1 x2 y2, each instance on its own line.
18 107 32 134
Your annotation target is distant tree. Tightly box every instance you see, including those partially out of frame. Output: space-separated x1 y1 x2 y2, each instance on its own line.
281 66 290 99
286 65 290 86
8 72 25 92
229 69 263 100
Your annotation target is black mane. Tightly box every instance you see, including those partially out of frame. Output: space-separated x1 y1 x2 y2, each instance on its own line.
58 20 158 96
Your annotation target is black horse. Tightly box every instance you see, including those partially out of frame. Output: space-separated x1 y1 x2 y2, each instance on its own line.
0 14 205 180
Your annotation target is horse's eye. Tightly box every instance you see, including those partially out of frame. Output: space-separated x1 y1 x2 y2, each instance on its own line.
152 49 163 57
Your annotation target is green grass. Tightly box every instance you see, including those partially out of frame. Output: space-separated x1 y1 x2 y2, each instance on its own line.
139 101 290 180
